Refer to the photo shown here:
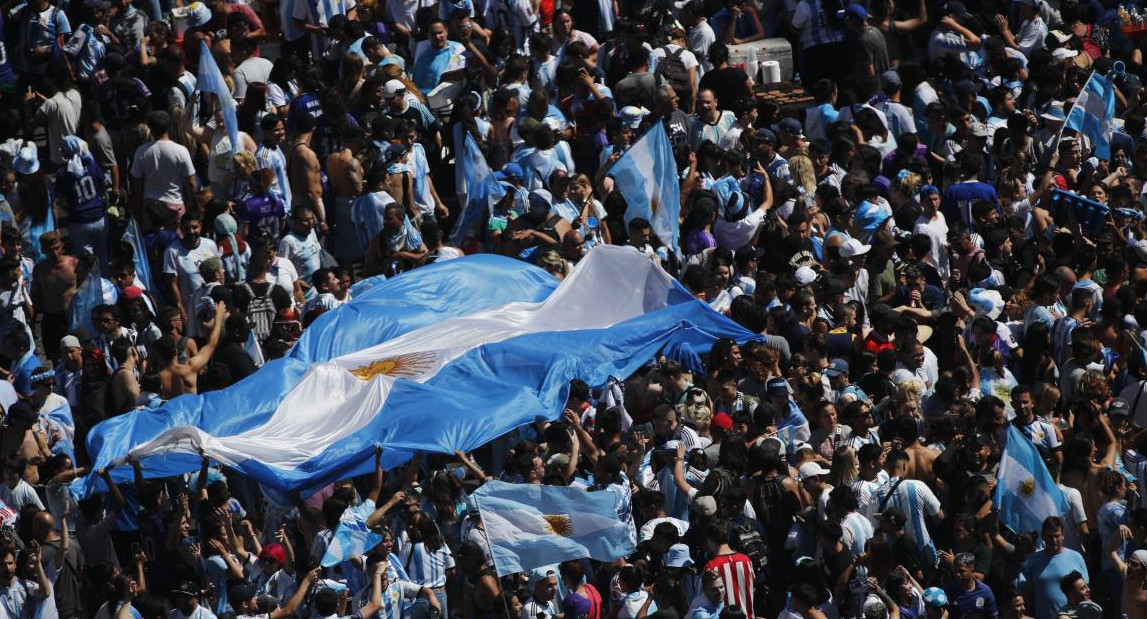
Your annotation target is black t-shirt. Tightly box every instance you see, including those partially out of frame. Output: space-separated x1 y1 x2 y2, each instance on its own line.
698 67 750 111
214 341 257 383
821 545 856 589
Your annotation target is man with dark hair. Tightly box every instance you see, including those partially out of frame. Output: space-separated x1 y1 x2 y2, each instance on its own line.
1023 517 1088 619
154 302 226 399
704 518 755 617
129 110 197 216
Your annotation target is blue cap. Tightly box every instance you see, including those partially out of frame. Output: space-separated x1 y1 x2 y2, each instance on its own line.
778 117 804 135
920 184 940 196
766 377 790 395
500 162 523 179
922 588 949 608
836 4 868 20
753 128 778 144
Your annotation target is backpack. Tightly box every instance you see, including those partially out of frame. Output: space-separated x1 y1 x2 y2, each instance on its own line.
731 517 768 572
243 282 276 343
655 48 692 102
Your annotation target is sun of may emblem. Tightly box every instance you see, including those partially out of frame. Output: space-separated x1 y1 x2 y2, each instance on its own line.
350 352 437 380
541 514 574 537
1020 478 1036 497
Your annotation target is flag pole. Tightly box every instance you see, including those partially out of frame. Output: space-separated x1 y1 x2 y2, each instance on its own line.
470 488 517 619
1040 70 1094 174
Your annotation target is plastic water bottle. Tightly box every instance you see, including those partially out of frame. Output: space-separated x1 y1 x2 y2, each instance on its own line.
794 71 802 85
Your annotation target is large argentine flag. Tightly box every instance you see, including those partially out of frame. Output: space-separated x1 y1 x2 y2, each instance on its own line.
994 425 1070 534
608 123 681 254
474 481 636 576
1066 73 1116 160
85 247 754 496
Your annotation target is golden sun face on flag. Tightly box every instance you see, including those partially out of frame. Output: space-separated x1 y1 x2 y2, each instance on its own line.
1021 478 1036 497
542 514 574 537
350 352 438 380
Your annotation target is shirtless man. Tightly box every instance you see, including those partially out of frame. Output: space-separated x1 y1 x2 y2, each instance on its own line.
1108 532 1147 619
287 113 327 234
154 301 225 399
29 233 77 362
326 131 364 262
110 338 142 414
0 401 50 484
892 414 937 486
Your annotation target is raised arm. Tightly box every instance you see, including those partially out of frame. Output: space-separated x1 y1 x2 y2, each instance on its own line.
269 568 319 619
367 447 384 505
189 302 227 372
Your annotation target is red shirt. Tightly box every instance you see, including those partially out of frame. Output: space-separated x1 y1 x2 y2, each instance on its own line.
705 553 755 618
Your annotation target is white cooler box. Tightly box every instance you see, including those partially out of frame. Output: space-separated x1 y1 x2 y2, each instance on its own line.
729 38 794 85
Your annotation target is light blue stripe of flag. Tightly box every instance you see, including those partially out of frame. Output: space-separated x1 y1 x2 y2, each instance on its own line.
610 123 681 255
451 133 506 245
1066 73 1116 160
473 480 636 576
993 424 1070 534
121 218 153 292
197 41 241 157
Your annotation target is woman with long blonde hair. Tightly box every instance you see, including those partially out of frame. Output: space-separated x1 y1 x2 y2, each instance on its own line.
339 53 367 108
380 63 426 103
827 446 859 489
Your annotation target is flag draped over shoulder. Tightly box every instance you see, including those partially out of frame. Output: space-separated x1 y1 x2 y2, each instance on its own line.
1066 72 1116 160
450 133 506 245
609 123 681 255
197 40 240 157
84 248 756 499
993 425 1070 534
473 481 636 576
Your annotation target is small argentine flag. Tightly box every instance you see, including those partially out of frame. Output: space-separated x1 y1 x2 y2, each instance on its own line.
473 481 636 576
994 425 1070 534
321 500 383 567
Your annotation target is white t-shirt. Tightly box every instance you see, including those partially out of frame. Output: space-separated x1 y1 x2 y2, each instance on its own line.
687 23 716 73
162 238 221 311
0 480 44 514
913 212 950 281
39 89 82 165
232 57 274 100
130 140 196 203
278 230 322 284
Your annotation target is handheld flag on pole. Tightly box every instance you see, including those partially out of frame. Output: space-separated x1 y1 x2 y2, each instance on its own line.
607 123 681 255
994 425 1070 534
473 480 636 576
451 133 506 245
1065 72 1117 160
320 499 384 567
121 218 153 292
197 40 240 156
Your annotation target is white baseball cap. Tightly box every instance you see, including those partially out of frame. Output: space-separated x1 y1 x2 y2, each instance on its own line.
838 237 872 258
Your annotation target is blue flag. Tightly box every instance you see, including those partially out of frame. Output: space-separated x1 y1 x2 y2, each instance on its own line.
83 248 756 499
121 218 153 292
197 40 240 156
473 480 636 576
608 123 681 254
451 133 506 245
994 425 1070 534
1066 72 1116 160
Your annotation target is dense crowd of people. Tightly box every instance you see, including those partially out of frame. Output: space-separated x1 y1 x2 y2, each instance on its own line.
5 0 1147 618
